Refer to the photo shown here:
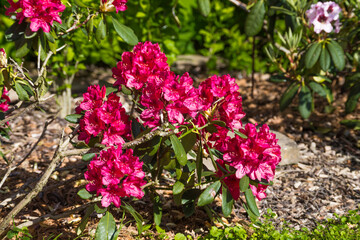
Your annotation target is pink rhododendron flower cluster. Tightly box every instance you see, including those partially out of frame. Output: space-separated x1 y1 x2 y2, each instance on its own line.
0 88 10 113
112 42 245 129
76 85 131 147
5 0 66 32
100 0 128 13
306 1 341 34
84 147 146 207
214 123 281 200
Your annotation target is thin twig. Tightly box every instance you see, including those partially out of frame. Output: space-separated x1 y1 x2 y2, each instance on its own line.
15 200 100 229
38 45 67 79
228 0 249 12
0 158 15 189
59 13 99 36
37 40 41 74
0 131 69 234
0 102 38 126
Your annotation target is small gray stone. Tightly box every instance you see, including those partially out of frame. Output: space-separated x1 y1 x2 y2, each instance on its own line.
272 131 302 165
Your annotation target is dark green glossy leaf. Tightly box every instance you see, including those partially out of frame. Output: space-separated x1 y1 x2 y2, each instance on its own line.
234 130 248 139
244 188 260 217
15 38 32 58
279 82 299 111
95 19 106 43
327 40 345 71
82 153 96 162
196 143 203 184
239 175 250 192
305 42 321 69
340 119 360 130
309 81 327 97
153 194 162 226
95 211 116 240
14 82 29 101
44 32 55 43
173 181 185 195
197 181 221 207
245 0 265 36
198 0 211 17
345 83 360 113
76 204 94 235
268 75 289 83
298 85 312 119
180 132 197 153
94 204 108 214
77 188 93 200
170 134 187 166
122 202 144 235
112 17 138 45
221 185 234 217
319 44 331 71
65 114 82 123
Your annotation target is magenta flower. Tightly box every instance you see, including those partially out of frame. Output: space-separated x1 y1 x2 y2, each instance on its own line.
306 1 341 34
0 88 10 113
112 41 169 90
6 0 66 32
222 123 281 182
84 147 146 208
76 86 131 147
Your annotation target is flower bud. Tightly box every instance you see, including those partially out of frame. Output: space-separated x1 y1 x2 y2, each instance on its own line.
100 0 116 12
0 48 7 68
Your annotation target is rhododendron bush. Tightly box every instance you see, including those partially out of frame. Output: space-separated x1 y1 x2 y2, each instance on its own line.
1 0 359 237
69 41 282 226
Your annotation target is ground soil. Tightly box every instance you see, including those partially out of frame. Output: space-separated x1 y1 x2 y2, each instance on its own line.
0 68 359 239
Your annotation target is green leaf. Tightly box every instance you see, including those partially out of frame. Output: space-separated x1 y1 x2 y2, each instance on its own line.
279 82 299 111
95 211 117 240
180 132 197 153
319 44 331 71
197 181 221 207
298 85 312 119
198 0 211 17
74 0 89 7
86 17 94 41
244 188 260 217
153 194 162 226
122 202 144 235
327 40 345 71
15 38 32 58
222 185 234 217
175 233 187 240
196 143 203 184
95 19 107 43
77 188 93 200
309 82 327 97
14 82 29 101
340 119 360 130
170 134 187 166
112 17 138 45
305 42 321 69
65 114 82 123
44 32 55 43
173 181 185 195
76 204 94 235
82 153 96 162
94 204 108 214
239 175 250 192
268 75 289 83
234 130 248 139
345 83 360 113
245 0 265 36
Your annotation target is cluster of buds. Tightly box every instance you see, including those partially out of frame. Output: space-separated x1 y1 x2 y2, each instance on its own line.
100 0 127 13
0 48 7 68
